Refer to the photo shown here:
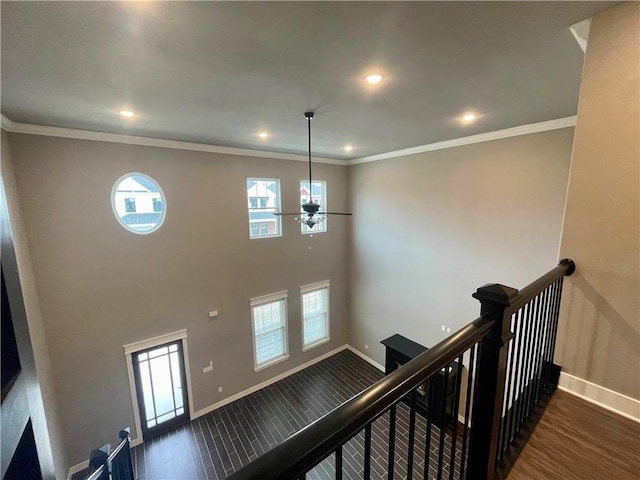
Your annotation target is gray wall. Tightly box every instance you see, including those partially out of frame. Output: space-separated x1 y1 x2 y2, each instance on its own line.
348 128 574 363
1 130 65 479
6 133 350 468
557 2 640 399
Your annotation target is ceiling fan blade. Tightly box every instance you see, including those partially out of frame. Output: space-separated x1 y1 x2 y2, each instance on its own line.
322 212 353 216
272 212 303 216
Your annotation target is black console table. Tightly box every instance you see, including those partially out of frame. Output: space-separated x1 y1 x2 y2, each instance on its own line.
381 334 460 425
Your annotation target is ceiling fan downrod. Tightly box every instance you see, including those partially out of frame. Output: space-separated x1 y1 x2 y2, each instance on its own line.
304 111 314 192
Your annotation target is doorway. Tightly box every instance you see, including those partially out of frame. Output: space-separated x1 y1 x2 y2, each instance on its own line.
132 340 190 439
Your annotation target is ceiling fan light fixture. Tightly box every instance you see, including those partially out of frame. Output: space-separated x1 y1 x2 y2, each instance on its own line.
272 111 352 229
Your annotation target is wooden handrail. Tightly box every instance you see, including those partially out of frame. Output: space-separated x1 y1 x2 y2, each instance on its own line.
227 315 495 480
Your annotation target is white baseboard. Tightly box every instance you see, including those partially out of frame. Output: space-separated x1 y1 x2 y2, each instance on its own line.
345 345 385 372
558 372 640 423
67 345 350 479
345 347 471 426
191 344 351 419
67 460 89 480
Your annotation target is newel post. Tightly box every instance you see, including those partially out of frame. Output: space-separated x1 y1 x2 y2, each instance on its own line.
466 284 518 479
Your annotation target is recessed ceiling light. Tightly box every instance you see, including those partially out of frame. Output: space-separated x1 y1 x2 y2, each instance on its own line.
344 145 353 152
364 74 384 85
119 110 135 118
462 113 477 122
258 132 269 138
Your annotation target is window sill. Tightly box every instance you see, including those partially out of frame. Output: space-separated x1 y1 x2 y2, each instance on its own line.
250 233 283 240
254 354 289 372
302 337 330 352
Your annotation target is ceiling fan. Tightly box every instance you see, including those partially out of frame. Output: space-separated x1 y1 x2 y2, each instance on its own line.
273 112 352 229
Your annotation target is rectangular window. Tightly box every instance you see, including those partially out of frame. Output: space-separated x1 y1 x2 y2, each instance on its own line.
125 198 136 213
251 291 289 370
300 180 327 233
301 280 330 350
247 179 281 239
152 198 163 212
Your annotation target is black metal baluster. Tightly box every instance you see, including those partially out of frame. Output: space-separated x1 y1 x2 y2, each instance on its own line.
518 296 537 431
547 278 565 383
533 287 551 404
459 345 476 480
510 303 527 443
525 293 543 417
387 405 396 480
543 280 561 390
448 354 463 480
496 313 514 463
407 390 417 480
423 376 436 479
542 281 558 395
502 308 521 456
364 424 372 480
436 367 450 480
335 445 343 480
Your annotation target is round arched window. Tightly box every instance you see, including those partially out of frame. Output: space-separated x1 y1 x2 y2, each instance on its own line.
111 173 166 234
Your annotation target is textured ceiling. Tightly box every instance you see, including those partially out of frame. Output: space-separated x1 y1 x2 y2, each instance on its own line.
1 1 617 160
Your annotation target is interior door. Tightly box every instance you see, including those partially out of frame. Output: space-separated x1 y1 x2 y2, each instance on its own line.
132 340 190 439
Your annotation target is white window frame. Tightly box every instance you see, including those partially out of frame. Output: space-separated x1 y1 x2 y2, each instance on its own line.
250 290 289 371
300 180 327 234
247 177 282 239
301 280 330 351
123 329 194 444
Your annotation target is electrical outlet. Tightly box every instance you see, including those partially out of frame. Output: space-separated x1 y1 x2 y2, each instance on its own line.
441 325 446 332
208 310 218 319
218 386 223 393
446 327 451 334
365 345 368 350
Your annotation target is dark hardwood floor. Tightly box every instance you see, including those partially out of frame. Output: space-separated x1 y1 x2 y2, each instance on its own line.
76 349 465 480
508 389 640 480
76 349 640 480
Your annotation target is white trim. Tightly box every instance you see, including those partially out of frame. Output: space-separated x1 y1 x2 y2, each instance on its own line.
67 460 89 480
250 291 289 371
123 328 187 355
247 177 282 239
111 172 167 235
122 329 195 447
300 279 331 294
250 290 288 307
2 115 578 168
1 114 14 130
301 280 331 350
302 337 331 353
253 354 290 373
349 116 577 165
0 116 346 165
345 345 385 372
344 347 470 426
191 344 350 419
67 438 144 480
570 19 591 53
558 372 640 422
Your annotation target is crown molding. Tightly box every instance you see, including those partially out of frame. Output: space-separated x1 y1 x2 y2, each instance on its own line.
1 114 15 130
2 114 577 167
570 19 590 53
0 116 346 166
348 116 577 165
